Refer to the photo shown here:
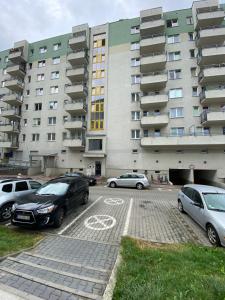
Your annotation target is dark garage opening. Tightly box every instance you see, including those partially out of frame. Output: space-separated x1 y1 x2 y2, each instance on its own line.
169 169 191 185
194 169 217 185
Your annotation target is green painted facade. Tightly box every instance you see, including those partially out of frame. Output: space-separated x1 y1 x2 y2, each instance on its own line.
164 8 194 35
0 50 9 70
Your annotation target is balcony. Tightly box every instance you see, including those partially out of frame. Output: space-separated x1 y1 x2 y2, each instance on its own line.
198 65 225 84
64 101 86 114
140 34 166 55
196 8 224 29
0 124 19 133
140 52 166 73
69 35 87 50
141 114 169 128
66 67 86 82
140 71 167 91
67 51 87 65
140 19 165 36
0 140 19 149
201 110 225 125
196 25 225 47
5 79 24 93
140 94 168 109
198 45 225 65
3 94 23 106
6 65 26 78
1 109 21 121
65 84 87 99
200 89 225 105
64 120 86 130
63 138 85 149
8 49 26 63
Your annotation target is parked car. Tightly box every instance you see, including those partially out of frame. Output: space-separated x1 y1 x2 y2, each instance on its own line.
178 184 225 247
11 176 89 228
0 178 42 221
64 172 97 186
107 173 150 190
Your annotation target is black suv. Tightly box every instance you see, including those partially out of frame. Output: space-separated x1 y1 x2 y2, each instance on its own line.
11 176 89 228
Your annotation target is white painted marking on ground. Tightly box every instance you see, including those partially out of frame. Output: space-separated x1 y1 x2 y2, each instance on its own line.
123 198 133 236
84 215 116 231
58 196 103 235
104 198 124 206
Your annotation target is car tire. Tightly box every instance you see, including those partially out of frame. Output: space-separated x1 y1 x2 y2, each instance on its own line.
0 203 13 221
136 183 144 190
53 208 64 228
178 200 184 213
207 224 221 247
82 192 89 205
110 181 116 188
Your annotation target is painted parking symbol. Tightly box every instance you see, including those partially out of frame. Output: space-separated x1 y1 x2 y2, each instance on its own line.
84 215 116 231
104 198 124 206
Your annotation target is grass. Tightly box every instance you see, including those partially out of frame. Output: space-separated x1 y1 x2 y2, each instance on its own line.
0 226 43 257
113 237 225 300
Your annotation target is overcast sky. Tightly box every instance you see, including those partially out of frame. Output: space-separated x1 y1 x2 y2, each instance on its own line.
0 0 223 51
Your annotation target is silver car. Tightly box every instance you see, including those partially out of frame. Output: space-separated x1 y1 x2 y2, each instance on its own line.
178 184 225 247
107 173 150 190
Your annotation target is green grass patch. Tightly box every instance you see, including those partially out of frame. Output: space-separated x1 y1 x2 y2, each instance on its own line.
113 237 225 300
0 226 43 257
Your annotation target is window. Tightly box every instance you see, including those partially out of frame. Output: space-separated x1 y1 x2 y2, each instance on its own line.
170 107 184 118
186 16 193 25
169 69 181 80
51 71 59 79
29 63 32 69
5 56 8 62
2 184 13 193
223 127 225 135
88 139 102 151
35 103 42 111
131 58 140 67
143 130 148 137
39 46 47 53
191 67 197 77
33 118 41 126
131 42 140 50
28 76 31 83
1 81 5 88
192 87 198 96
131 75 141 84
32 134 40 141
131 129 140 139
24 119 27 127
50 86 59 94
26 90 30 96
49 101 58 110
170 127 185 136
131 25 140 34
167 19 178 28
167 34 180 44
131 93 140 102
53 43 61 51
38 60 46 68
190 49 195 58
25 104 28 110
131 111 140 120
48 133 56 141
3 68 7 75
37 74 44 81
52 57 60 64
154 129 161 137
193 106 200 117
132 149 138 153
188 32 194 41
15 181 29 192
30 181 42 189
22 134 26 142
36 88 43 96
168 51 181 61
169 88 183 99
48 117 56 125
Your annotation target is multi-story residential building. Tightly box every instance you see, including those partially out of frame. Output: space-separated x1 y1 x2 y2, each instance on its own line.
0 0 225 186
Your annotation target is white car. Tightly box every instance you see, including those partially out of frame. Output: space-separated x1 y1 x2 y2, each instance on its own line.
107 173 150 190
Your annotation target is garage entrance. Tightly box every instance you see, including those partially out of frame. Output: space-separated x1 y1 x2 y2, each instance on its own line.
194 169 217 185
169 169 192 185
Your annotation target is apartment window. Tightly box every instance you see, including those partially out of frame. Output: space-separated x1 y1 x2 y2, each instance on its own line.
169 69 181 80
51 71 59 79
29 63 32 69
48 117 56 125
88 139 102 151
169 88 183 99
50 86 59 94
1 81 5 88
193 106 200 117
131 42 140 50
24 119 27 127
197 127 210 136
36 88 43 96
167 19 179 28
167 34 180 44
191 67 197 77
131 75 141 84
28 76 31 83
131 93 140 102
39 46 47 53
186 16 193 25
49 101 58 110
53 43 61 51
168 51 181 61
35 103 42 111
48 133 56 141
26 90 30 96
38 60 46 68
154 129 161 137
192 87 198 97
131 58 140 67
190 49 195 58
223 127 225 135
143 130 148 137
170 127 185 136
131 111 140 121
25 104 28 110
170 107 184 118
37 74 44 81
188 32 194 41
5 56 8 62
52 57 60 64
33 118 41 126
131 129 140 139
22 134 26 142
131 25 140 34
32 134 40 141
63 116 68 122
3 68 7 75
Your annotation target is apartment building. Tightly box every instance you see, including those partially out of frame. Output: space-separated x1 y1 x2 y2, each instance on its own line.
0 0 225 185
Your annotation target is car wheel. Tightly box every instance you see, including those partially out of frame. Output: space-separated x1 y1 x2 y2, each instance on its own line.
82 192 89 205
178 200 184 213
110 181 116 188
207 224 220 246
0 203 13 221
53 208 64 228
136 183 144 190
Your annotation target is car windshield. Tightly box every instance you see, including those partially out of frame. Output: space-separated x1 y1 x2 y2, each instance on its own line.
203 193 225 212
36 182 69 196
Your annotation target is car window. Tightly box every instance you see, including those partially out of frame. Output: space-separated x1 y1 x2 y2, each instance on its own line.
137 175 144 178
183 187 194 200
2 183 13 193
130 174 138 178
15 181 29 192
29 181 42 189
192 190 203 205
120 175 128 179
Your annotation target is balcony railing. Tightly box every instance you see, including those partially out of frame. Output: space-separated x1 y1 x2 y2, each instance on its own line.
196 7 223 14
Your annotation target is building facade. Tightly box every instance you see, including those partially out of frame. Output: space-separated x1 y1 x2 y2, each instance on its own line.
0 0 225 185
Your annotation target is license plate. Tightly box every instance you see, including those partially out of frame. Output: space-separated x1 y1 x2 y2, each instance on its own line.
17 214 30 220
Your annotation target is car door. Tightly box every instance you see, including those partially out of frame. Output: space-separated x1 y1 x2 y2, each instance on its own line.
67 181 82 209
180 187 193 214
190 190 206 227
116 175 129 187
14 181 31 197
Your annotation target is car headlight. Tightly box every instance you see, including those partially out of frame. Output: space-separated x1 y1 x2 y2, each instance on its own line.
37 205 55 214
11 203 18 212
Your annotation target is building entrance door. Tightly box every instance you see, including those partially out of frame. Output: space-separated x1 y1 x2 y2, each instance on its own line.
95 161 101 176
